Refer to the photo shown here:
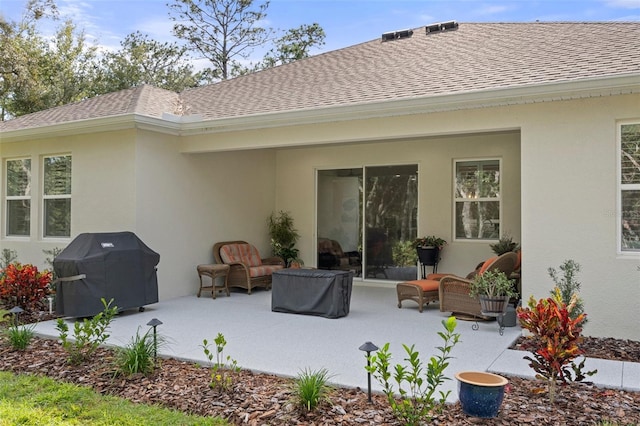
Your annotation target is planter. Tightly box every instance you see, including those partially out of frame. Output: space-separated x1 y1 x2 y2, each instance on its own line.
455 371 508 418
479 295 510 314
416 246 441 276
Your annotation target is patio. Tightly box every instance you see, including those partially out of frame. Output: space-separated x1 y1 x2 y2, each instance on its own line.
32 285 638 402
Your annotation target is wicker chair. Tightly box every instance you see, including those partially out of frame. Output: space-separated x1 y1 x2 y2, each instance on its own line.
213 241 285 294
438 252 518 319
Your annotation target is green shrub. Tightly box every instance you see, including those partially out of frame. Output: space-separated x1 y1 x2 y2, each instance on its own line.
367 316 460 425
4 323 35 350
56 298 117 365
0 249 18 270
548 259 586 325
292 367 333 411
114 327 161 376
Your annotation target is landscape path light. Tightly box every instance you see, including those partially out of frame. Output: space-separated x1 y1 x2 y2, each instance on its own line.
358 341 379 403
146 318 163 363
8 306 24 326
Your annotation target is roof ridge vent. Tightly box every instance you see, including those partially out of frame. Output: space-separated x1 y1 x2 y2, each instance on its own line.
426 20 459 34
381 28 414 42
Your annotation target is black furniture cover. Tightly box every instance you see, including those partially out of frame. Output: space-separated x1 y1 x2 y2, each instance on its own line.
271 269 353 318
53 232 160 317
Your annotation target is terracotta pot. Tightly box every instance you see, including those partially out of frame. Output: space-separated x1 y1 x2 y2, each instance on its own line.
455 371 508 418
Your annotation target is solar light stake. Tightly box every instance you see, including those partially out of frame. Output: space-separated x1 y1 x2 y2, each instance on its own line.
9 306 24 327
146 318 163 363
359 341 379 403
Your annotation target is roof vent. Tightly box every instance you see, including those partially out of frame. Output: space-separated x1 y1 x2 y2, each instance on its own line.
426 20 459 34
381 28 414 42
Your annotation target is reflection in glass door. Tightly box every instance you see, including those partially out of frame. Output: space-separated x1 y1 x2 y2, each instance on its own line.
316 165 418 280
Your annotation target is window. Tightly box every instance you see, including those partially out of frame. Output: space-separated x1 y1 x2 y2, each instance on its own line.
5 158 31 236
620 123 640 252
454 159 500 240
43 155 71 238
317 165 418 280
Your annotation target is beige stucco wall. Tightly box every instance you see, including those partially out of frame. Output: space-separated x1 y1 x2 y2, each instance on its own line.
0 129 137 267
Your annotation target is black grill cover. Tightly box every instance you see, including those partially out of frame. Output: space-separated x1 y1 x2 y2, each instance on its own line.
53 232 159 317
271 269 353 318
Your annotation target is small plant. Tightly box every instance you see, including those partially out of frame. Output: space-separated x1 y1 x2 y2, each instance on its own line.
367 316 460 425
517 289 597 403
0 248 18 270
413 235 447 248
56 298 118 365
392 240 418 266
548 259 586 325
268 210 300 266
114 327 161 376
489 234 520 255
43 247 64 286
0 263 52 312
4 320 36 350
202 333 240 392
468 270 518 298
292 367 333 411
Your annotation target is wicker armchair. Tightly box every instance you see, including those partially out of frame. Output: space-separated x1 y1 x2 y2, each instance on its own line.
213 241 285 294
438 252 518 319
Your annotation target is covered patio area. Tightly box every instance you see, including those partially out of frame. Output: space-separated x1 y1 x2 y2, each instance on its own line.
33 285 527 402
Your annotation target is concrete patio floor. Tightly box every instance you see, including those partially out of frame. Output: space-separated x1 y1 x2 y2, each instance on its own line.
32 285 639 402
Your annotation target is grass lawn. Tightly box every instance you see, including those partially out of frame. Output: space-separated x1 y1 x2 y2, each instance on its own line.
0 371 229 426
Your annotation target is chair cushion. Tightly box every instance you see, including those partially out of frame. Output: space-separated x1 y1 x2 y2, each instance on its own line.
220 244 263 267
478 257 498 275
403 279 440 292
248 265 284 277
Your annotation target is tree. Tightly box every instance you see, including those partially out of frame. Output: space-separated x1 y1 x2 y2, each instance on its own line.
169 0 272 81
259 23 325 69
96 31 199 93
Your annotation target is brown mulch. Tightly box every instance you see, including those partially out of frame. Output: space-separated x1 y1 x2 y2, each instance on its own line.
1 334 639 425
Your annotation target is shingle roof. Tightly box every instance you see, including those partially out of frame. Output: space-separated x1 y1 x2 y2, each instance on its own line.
2 22 639 132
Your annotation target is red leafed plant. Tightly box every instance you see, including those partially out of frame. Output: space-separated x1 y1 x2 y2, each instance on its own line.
517 288 597 403
0 263 52 312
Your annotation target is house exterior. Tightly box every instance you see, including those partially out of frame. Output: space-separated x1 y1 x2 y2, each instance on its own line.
1 22 639 340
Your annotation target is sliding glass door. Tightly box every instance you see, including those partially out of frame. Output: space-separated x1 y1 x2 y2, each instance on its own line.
317 165 418 280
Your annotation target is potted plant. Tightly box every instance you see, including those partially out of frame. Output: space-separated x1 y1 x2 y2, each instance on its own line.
489 234 520 256
413 235 447 275
455 371 509 418
267 211 301 267
468 270 517 313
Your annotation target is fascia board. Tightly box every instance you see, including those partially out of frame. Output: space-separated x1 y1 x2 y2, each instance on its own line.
180 73 640 135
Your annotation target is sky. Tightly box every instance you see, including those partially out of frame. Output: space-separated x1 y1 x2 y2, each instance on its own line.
2 0 640 61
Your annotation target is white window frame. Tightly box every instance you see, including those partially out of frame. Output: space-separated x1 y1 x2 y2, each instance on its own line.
42 154 72 239
618 121 640 255
453 158 502 242
4 157 32 238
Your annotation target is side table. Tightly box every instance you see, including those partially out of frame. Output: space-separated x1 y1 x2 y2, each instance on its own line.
197 264 231 299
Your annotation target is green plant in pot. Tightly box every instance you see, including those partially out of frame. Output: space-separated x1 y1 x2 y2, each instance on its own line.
469 270 517 313
267 210 300 267
489 234 520 256
413 235 447 249
413 236 447 275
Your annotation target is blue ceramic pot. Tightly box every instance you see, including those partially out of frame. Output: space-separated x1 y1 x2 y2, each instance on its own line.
455 371 508 418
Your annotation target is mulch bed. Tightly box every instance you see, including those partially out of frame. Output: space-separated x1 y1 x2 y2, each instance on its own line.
1 334 639 425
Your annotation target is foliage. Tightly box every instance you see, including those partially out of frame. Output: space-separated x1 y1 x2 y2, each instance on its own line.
0 249 18 270
267 210 300 265
469 270 517 298
258 23 326 69
202 333 240 392
392 240 418 266
489 234 520 255
292 367 333 411
548 259 586 325
97 31 199 93
413 235 447 248
367 316 460 425
42 246 63 285
114 327 162 376
517 289 597 403
0 263 52 311
56 298 118 365
0 371 227 425
4 323 36 351
169 0 272 81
